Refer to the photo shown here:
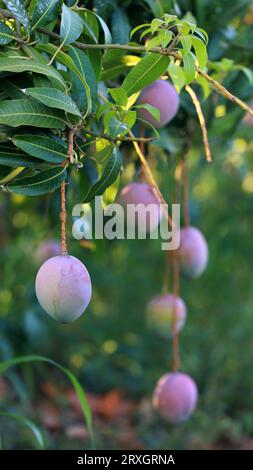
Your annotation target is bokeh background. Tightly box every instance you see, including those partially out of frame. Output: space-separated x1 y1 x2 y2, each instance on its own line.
1 0 253 450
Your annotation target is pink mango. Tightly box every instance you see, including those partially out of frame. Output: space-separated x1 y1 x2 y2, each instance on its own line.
146 294 186 338
35 255 92 323
153 372 198 423
138 80 179 128
120 182 162 234
179 226 208 278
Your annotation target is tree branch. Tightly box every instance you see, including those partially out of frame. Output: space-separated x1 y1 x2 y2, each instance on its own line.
186 85 212 163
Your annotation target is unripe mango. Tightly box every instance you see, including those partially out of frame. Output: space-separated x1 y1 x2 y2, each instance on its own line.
153 372 198 423
179 226 208 278
146 294 186 338
138 80 179 128
35 255 92 323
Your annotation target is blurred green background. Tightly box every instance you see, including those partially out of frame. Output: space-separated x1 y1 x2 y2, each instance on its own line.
1 0 253 450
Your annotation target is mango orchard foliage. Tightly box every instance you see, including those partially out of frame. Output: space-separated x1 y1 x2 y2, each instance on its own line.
0 0 215 200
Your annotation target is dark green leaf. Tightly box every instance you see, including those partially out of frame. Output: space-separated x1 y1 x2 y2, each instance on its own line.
68 46 98 113
0 57 66 91
25 88 82 117
0 99 66 128
0 143 44 167
2 0 30 34
60 3 83 45
32 0 59 29
122 53 170 96
0 21 16 44
7 166 67 195
111 8 130 44
13 135 67 163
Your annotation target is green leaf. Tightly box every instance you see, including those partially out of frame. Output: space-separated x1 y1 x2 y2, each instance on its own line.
36 44 92 115
150 18 164 33
145 35 163 52
122 53 170 96
2 0 30 34
68 46 97 113
183 52 196 84
108 87 128 107
84 148 122 202
0 57 66 91
0 355 93 443
158 29 173 48
0 166 24 184
111 8 130 44
195 75 210 99
130 23 150 39
0 412 44 449
135 103 160 122
0 143 44 167
123 110 137 129
0 21 16 45
92 12 112 44
180 35 192 55
7 166 67 195
25 88 82 117
13 135 67 163
60 3 83 45
108 116 128 139
0 99 66 128
192 37 208 68
168 62 186 92
32 0 59 30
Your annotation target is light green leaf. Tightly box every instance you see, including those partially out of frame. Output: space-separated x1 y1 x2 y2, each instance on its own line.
130 23 150 39
192 37 208 68
25 88 82 117
0 412 44 449
0 99 66 128
183 52 196 84
122 53 170 96
60 3 83 45
195 75 210 99
2 0 30 34
0 57 66 91
158 29 173 48
135 103 160 122
0 166 24 184
0 143 44 167
0 21 16 44
168 62 186 92
84 148 122 202
32 0 59 30
180 35 192 55
7 166 67 195
13 135 67 163
150 18 164 33
108 116 128 139
107 87 128 107
145 35 163 52
123 110 137 128
0 355 93 443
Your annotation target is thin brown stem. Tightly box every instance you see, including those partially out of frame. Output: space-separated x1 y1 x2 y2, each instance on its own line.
60 182 67 256
82 128 156 143
172 249 180 372
186 85 212 163
130 131 173 228
163 250 171 294
67 128 75 164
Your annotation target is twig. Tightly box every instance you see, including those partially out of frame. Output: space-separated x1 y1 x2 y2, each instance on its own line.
129 131 173 228
82 128 156 143
186 85 212 163
67 129 75 164
172 249 180 372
